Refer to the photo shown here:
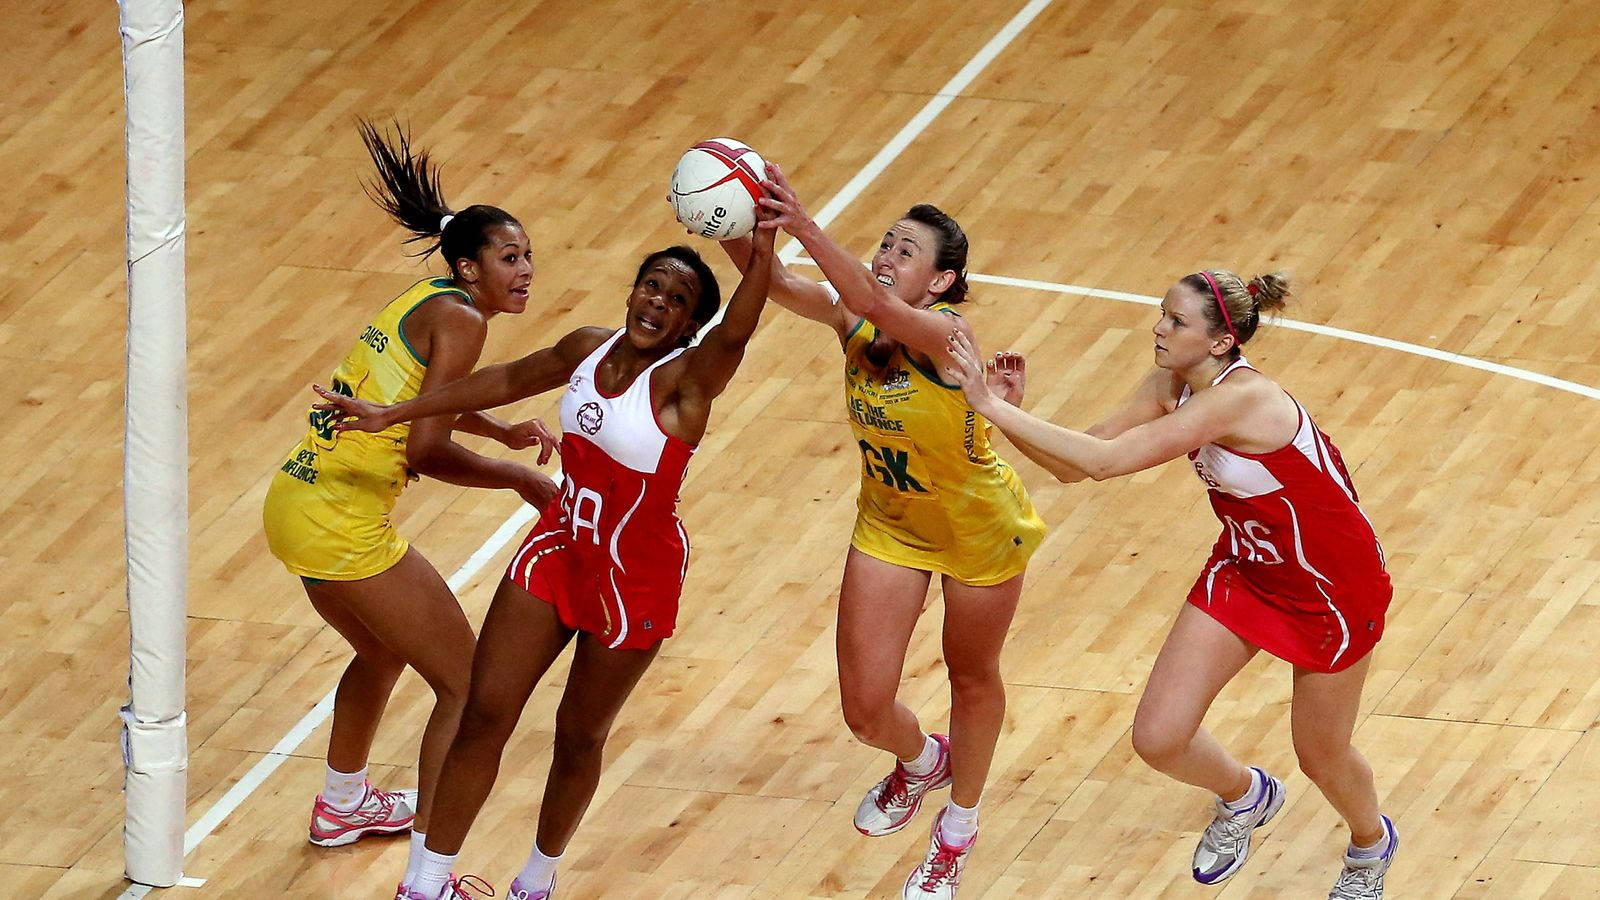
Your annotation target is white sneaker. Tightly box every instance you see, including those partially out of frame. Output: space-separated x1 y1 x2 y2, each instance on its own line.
308 781 417 847
1328 815 1398 899
508 872 556 899
398 874 494 900
855 734 953 836
902 809 974 899
1191 767 1285 884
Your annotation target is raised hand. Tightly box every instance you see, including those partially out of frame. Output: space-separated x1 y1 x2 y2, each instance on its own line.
756 162 813 235
986 351 1027 406
502 417 560 464
943 330 1000 414
312 384 395 433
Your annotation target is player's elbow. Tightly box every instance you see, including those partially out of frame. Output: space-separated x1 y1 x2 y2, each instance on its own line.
1082 452 1123 482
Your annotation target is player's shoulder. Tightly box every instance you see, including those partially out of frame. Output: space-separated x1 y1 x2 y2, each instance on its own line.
558 325 615 356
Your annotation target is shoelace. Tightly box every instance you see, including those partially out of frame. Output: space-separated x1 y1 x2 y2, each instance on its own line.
1329 862 1383 899
448 874 496 900
357 787 398 823
918 841 963 889
1199 805 1257 856
879 766 913 810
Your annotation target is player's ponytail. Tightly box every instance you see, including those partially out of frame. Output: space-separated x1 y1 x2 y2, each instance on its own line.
358 118 521 280
1184 268 1291 355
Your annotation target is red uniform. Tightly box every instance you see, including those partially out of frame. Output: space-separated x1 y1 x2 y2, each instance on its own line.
506 330 693 650
1183 359 1392 672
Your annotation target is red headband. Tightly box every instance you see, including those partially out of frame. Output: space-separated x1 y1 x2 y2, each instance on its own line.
1199 271 1237 344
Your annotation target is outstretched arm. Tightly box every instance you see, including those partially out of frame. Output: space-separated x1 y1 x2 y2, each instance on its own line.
719 233 853 339
759 162 972 358
383 302 561 507
985 362 1173 483
946 331 1231 482
665 203 779 440
314 326 610 433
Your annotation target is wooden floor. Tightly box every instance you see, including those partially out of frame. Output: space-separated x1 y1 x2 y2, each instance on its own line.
5 0 1600 896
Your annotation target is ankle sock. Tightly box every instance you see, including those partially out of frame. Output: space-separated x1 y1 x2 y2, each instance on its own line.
322 764 368 813
516 840 562 891
902 734 940 777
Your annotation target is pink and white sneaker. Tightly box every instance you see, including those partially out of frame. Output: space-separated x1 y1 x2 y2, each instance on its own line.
398 874 495 900
903 810 975 899
855 734 953 836
307 781 417 847
507 873 556 899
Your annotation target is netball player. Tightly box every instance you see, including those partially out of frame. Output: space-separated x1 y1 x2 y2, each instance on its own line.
942 270 1397 899
717 163 1046 899
313 208 778 900
262 120 559 888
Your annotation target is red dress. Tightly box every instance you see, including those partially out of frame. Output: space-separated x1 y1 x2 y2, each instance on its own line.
1182 359 1392 672
505 330 693 651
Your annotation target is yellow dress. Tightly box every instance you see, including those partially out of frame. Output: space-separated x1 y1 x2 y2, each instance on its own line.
843 308 1046 585
262 278 468 581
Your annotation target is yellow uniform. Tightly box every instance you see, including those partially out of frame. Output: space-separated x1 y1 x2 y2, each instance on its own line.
843 309 1046 585
262 278 468 581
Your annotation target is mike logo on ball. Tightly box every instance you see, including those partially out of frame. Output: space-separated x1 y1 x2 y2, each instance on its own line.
670 138 766 241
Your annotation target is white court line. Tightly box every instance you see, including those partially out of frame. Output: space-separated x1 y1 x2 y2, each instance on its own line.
119 504 539 897
118 1 1058 894
791 261 1600 402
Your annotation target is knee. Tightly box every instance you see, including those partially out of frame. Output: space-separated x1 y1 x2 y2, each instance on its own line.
946 661 1004 704
429 666 472 709
456 688 521 742
1131 716 1190 771
1293 740 1349 785
551 719 608 766
351 650 406 684
840 693 895 747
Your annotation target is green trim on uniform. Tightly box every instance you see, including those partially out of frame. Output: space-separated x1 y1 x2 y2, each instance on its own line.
397 285 471 368
904 345 962 389
903 306 963 389
844 315 867 341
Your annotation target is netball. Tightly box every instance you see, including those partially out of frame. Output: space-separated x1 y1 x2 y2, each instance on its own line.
669 138 767 240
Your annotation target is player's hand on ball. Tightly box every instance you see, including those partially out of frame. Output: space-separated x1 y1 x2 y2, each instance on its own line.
312 385 394 433
750 187 780 250
986 352 1026 406
503 417 560 464
758 162 810 233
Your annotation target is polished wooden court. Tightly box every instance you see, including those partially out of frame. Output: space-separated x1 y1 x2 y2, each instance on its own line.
5 0 1600 896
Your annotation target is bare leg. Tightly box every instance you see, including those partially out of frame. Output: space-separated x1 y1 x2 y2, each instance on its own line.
836 548 934 761
1130 604 1259 800
303 548 478 831
1291 656 1385 846
421 578 575 854
533 633 661 854
304 581 405 775
939 572 1025 808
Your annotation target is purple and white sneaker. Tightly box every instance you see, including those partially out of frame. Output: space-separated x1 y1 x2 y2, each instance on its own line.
1191 767 1286 884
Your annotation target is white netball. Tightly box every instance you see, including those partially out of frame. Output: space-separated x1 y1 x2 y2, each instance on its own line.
669 138 767 241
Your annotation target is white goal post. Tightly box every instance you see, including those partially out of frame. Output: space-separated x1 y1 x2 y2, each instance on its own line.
118 0 189 887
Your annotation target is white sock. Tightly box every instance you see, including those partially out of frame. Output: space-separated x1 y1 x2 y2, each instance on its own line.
322 764 368 812
410 846 457 897
1223 768 1263 813
403 831 427 887
1348 818 1392 859
516 840 562 891
901 734 940 777
939 799 979 845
